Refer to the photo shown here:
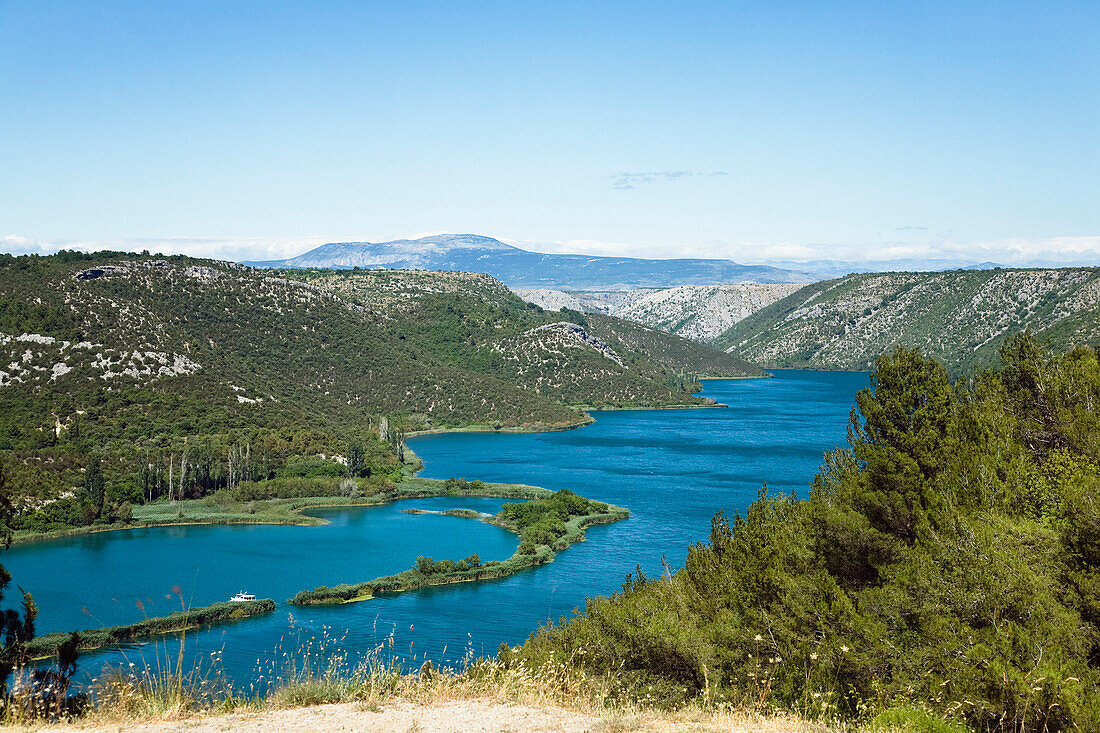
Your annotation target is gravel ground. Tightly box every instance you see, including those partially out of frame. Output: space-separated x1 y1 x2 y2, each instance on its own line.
15 699 825 733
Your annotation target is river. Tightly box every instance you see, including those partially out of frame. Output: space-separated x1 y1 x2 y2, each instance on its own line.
8 370 867 690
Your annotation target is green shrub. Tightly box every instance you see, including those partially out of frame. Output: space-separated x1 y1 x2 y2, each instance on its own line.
865 706 970 733
278 456 344 479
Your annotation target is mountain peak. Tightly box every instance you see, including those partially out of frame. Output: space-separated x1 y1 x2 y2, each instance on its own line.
247 234 812 288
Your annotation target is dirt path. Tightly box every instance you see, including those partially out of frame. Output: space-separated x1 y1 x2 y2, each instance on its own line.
27 699 823 733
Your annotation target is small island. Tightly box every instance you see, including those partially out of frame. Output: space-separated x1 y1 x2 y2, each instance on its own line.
401 507 486 518
290 487 628 605
26 599 276 661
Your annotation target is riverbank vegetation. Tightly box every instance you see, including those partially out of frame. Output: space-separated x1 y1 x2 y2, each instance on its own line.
27 600 276 661
509 334 1100 731
291 489 627 605
9 473 561 544
5 427 406 540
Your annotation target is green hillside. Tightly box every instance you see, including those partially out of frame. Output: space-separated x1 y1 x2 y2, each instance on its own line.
716 268 1100 373
0 252 751 531
291 269 763 403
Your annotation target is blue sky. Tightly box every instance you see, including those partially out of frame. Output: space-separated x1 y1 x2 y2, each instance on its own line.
2 1 1098 264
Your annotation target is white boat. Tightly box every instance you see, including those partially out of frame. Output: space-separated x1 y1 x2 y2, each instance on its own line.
228 591 256 602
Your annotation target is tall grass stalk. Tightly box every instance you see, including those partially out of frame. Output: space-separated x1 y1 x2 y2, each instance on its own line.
65 622 845 733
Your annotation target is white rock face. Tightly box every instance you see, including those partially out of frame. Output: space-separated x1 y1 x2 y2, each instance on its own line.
523 322 626 367
511 289 587 312
723 268 1100 371
16 333 57 345
617 284 803 342
0 331 200 388
511 284 800 343
185 265 223 280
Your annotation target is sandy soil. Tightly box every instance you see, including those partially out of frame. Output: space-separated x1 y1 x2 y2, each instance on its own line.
23 699 824 733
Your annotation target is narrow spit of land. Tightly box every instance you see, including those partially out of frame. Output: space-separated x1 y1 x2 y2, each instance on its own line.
289 487 628 604
26 600 277 661
10 472 561 545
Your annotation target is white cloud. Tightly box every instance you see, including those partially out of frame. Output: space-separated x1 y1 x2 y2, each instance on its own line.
937 236 1100 266
609 170 729 190
4 232 1100 269
516 235 1100 267
1 234 50 255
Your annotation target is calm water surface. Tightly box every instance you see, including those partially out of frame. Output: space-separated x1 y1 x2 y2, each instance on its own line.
10 370 866 688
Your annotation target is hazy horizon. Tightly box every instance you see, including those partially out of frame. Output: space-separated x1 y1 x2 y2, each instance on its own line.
3 232 1100 271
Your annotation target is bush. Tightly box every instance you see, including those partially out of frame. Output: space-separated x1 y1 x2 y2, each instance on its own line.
278 456 344 479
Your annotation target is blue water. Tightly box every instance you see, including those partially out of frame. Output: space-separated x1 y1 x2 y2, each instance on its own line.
9 370 866 689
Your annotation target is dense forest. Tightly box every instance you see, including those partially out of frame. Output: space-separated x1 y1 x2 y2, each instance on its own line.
511 334 1100 731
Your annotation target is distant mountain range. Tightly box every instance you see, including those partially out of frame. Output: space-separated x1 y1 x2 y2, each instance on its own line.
245 234 1020 288
759 258 1006 279
245 234 814 288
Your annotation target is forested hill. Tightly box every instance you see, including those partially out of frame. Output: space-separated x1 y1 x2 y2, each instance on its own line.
516 336 1100 730
716 268 1100 373
0 252 756 515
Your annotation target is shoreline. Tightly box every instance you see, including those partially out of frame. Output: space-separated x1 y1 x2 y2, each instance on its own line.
404 375 779 437
408 396 737 438
565 400 727 412
13 381 742 545
9 480 552 546
403 414 594 437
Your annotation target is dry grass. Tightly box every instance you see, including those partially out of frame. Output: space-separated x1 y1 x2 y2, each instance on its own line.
1 650 844 733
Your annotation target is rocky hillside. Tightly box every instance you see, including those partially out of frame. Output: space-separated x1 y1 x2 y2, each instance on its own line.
582 313 765 379
611 283 804 342
510 288 592 313
0 256 571 451
716 268 1100 372
296 269 764 402
0 255 758 449
514 284 800 343
514 289 653 316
